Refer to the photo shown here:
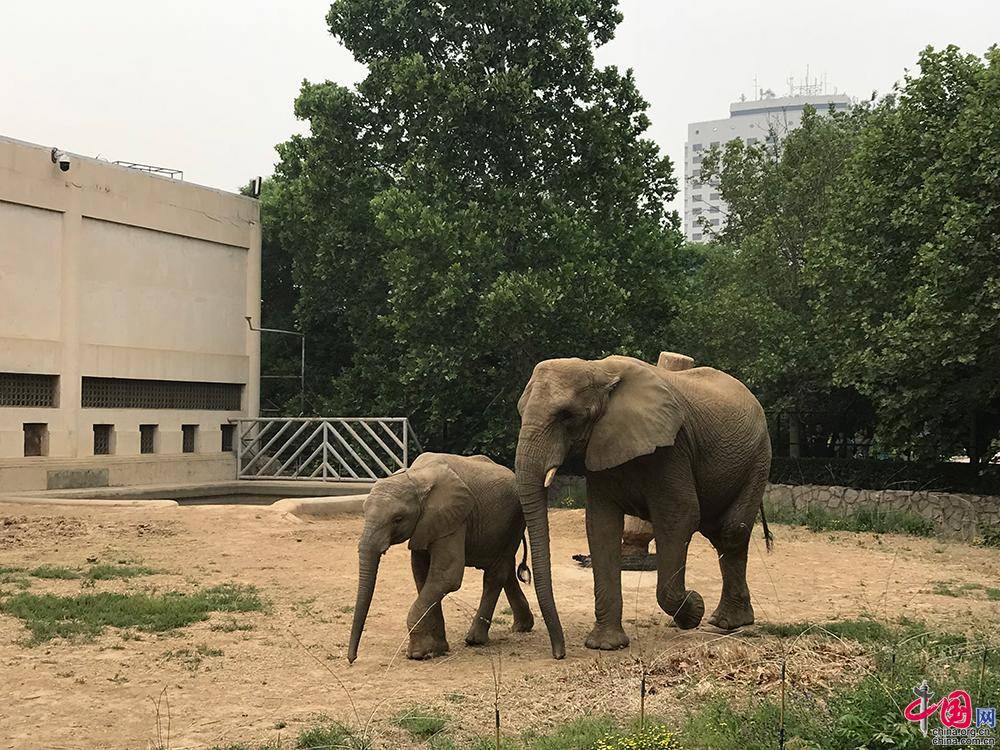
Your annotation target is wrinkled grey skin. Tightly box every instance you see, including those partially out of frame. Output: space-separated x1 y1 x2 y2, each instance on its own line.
348 452 534 663
515 355 771 659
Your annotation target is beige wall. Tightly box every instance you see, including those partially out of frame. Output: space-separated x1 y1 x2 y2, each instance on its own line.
0 135 261 490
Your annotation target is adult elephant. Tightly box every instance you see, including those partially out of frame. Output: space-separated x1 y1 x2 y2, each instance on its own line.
515 355 772 659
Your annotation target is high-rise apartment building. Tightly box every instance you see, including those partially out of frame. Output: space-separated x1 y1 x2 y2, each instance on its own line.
684 92 852 241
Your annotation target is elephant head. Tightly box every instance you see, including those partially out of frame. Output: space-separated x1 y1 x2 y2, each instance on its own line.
347 454 473 663
514 355 685 658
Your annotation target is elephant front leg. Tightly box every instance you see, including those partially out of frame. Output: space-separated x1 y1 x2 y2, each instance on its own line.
648 458 704 630
407 532 465 660
584 487 630 650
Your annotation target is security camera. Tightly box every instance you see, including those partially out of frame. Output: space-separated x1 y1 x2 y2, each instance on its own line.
50 148 72 172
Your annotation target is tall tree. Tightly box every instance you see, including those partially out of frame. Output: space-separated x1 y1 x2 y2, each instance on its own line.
271 0 688 458
675 106 871 454
811 46 1000 462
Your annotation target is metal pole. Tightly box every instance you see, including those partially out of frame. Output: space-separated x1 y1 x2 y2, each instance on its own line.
300 336 306 416
323 421 328 481
403 419 409 468
236 420 242 479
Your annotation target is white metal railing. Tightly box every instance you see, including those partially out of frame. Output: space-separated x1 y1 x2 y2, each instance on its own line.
235 417 422 481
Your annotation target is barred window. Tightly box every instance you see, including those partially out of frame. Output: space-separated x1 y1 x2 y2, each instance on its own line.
221 423 235 452
140 424 158 454
94 424 114 455
182 424 198 453
0 373 58 408
81 378 242 410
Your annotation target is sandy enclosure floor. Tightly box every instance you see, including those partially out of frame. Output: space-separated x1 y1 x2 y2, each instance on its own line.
0 502 998 750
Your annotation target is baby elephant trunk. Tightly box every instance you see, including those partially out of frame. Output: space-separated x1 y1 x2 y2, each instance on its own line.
347 546 382 664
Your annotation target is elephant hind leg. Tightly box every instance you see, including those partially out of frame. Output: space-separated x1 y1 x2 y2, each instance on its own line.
465 567 506 646
705 474 767 631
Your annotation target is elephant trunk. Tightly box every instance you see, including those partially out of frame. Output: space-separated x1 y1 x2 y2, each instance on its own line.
515 431 566 659
347 541 383 664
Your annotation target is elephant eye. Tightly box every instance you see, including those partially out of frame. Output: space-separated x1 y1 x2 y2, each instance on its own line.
556 408 575 421
392 514 404 524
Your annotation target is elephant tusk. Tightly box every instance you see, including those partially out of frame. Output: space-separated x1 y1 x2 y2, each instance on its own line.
544 467 558 488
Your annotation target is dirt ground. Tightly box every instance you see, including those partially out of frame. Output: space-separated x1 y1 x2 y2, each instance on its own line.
0 502 998 750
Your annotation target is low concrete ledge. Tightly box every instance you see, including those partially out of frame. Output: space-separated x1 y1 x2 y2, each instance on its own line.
270 494 368 519
0 495 179 509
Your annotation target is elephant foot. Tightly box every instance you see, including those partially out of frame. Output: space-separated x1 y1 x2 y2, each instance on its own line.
464 622 491 646
511 613 534 633
407 633 450 660
660 589 705 630
709 601 754 631
585 623 630 651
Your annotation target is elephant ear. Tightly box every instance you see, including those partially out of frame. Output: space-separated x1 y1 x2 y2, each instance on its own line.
406 456 474 550
585 356 685 472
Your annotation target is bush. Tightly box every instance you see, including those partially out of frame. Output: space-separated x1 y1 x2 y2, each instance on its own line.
770 457 1000 495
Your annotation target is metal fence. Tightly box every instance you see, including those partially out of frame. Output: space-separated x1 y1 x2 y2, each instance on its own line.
235 418 422 481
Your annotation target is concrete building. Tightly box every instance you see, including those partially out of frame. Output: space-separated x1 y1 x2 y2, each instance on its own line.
0 136 261 492
684 92 852 241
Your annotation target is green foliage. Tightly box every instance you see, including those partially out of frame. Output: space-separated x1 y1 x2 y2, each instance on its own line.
770 457 1000 495
264 0 689 458
757 618 892 643
29 565 81 580
764 503 935 537
810 45 1000 463
978 524 1000 549
594 723 683 750
393 707 448 740
0 584 263 645
297 722 353 749
529 716 618 750
675 104 871 440
85 564 156 580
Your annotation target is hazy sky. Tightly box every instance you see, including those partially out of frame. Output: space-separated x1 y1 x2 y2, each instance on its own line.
3 1 997 210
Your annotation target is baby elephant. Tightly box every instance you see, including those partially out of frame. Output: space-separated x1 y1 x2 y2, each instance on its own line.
347 452 534 662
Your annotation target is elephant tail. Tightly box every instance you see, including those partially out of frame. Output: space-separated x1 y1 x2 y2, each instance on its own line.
760 503 774 553
516 534 532 585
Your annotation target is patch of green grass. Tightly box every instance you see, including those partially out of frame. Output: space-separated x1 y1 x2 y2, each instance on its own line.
678 619 996 750
86 564 156 580
528 716 618 750
29 565 81 580
296 722 354 749
394 708 448 741
757 618 891 643
766 503 936 537
932 580 1000 600
0 583 264 645
978 524 1000 548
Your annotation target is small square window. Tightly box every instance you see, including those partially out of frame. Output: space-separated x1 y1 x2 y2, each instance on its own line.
94 424 114 455
140 424 158 454
692 233 703 241
692 207 702 215
710 218 721 226
221 423 235 452
692 143 703 151
23 423 48 457
182 424 198 454
710 205 720 213
710 192 721 201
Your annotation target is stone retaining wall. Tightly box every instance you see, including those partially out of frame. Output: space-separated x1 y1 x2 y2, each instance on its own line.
764 483 1000 539
548 475 1000 540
